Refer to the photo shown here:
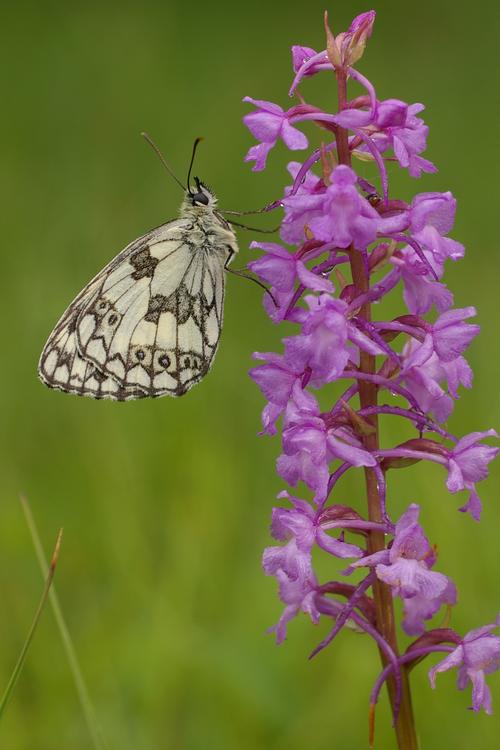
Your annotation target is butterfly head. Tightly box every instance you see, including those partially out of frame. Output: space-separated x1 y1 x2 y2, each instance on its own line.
188 178 217 209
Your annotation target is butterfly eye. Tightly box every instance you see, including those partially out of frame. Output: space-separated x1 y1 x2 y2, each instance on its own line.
191 191 209 206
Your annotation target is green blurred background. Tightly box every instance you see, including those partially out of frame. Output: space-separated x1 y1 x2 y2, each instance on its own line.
1 1 499 748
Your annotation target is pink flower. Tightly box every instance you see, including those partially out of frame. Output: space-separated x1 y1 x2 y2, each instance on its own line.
374 100 437 177
263 538 320 643
250 351 301 435
291 45 326 75
395 248 454 314
438 429 498 520
284 293 383 387
271 491 362 559
243 97 308 171
389 190 464 314
351 505 456 635
446 430 499 492
248 240 334 323
429 616 500 713
414 225 465 270
409 192 457 235
280 162 327 244
306 165 380 249
248 241 333 296
399 337 454 422
278 384 376 503
430 307 480 363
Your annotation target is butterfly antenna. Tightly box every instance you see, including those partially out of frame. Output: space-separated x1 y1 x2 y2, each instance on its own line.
221 199 283 216
186 137 204 194
141 132 186 191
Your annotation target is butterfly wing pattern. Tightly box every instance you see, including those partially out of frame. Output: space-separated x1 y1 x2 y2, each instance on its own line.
38 189 238 400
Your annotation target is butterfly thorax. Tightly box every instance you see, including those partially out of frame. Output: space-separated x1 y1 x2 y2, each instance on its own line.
179 185 238 257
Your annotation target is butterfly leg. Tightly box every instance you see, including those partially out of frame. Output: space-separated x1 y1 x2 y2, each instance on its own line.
224 249 276 305
227 219 280 233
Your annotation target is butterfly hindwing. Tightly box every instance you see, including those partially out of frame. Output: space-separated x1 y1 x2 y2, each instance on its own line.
38 293 149 400
39 220 187 398
38 211 234 400
76 228 229 396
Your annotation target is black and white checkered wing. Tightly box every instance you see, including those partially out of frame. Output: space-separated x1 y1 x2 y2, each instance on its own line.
38 218 230 400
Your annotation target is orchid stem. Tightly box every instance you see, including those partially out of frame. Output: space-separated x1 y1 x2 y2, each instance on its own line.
336 66 418 750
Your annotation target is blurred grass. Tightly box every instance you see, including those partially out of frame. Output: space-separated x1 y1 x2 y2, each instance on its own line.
0 1 499 748
0 523 62 722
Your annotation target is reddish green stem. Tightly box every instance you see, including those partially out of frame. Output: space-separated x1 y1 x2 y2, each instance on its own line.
336 66 418 750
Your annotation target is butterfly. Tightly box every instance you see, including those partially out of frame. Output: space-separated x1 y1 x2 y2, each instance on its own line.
38 138 239 400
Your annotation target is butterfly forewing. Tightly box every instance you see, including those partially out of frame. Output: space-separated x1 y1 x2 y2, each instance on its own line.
38 196 237 400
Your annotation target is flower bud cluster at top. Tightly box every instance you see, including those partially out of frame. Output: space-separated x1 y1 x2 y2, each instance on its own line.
242 9 500 725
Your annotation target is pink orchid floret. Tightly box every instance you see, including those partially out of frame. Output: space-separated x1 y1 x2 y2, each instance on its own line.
389 193 464 314
409 191 457 235
430 307 480 363
446 430 499 491
402 578 457 636
373 100 437 178
243 97 308 171
291 45 330 76
263 488 363 643
351 505 456 635
399 337 455 422
290 12 376 94
411 225 465 273
388 430 500 521
263 538 320 643
271 491 362 559
250 351 301 435
393 246 454 315
306 165 380 248
429 616 500 713
394 214 464 296
280 162 327 244
284 293 383 386
444 430 499 520
247 238 335 323
248 241 333 297
284 294 349 385
277 384 376 503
